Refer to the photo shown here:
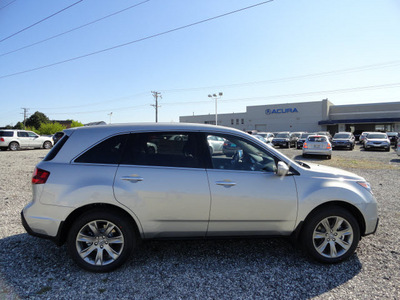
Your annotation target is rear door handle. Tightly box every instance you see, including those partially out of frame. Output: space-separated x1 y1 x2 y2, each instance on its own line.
121 176 144 182
216 181 236 187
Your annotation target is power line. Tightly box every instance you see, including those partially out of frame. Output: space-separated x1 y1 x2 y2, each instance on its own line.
0 0 150 57
39 81 400 116
0 0 84 43
0 0 17 11
160 60 400 93
0 0 274 79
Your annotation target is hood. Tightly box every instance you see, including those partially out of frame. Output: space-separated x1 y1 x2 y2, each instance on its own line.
365 138 389 143
298 162 364 181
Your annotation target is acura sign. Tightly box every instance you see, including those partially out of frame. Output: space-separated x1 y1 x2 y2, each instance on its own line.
265 108 299 115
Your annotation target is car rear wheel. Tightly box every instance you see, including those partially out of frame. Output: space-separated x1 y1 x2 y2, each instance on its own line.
67 209 136 272
9 142 19 151
302 206 360 263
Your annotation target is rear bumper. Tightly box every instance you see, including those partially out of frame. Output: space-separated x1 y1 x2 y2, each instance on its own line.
21 211 63 245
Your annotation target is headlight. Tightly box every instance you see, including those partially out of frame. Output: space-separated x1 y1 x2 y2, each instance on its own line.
357 181 373 194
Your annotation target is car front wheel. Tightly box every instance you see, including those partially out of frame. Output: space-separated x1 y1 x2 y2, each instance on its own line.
302 206 360 263
43 141 52 149
67 209 135 272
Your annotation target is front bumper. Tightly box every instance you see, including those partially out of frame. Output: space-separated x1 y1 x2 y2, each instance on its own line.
364 143 390 150
332 142 353 148
272 140 289 147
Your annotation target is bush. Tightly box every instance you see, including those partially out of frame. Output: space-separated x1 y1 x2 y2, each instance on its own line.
38 122 66 135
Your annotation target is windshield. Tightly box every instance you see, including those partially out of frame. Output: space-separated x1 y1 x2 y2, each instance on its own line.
334 133 351 139
300 133 313 138
367 134 387 139
276 133 289 138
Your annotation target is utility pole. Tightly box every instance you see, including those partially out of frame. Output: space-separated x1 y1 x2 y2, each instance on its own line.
21 107 29 129
151 91 161 123
108 112 113 124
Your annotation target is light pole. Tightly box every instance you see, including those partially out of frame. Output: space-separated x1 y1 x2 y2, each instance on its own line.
208 92 223 125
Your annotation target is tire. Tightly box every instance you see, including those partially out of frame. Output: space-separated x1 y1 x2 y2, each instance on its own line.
67 209 136 272
385 148 390 152
43 141 52 149
9 142 19 151
301 206 360 264
327 155 332 160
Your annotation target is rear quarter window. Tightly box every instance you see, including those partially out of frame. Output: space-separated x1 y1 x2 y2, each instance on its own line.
43 135 69 161
74 134 129 164
0 131 14 137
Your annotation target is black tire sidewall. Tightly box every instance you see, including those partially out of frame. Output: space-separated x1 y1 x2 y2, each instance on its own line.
67 209 135 272
302 206 360 264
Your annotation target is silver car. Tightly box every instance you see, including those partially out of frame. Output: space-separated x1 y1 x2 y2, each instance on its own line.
303 135 333 159
21 123 378 272
0 129 53 151
363 132 390 151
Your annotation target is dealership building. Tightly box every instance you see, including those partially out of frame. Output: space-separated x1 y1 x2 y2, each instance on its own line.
180 99 400 134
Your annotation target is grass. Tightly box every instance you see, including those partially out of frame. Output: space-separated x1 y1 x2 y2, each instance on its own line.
312 156 399 170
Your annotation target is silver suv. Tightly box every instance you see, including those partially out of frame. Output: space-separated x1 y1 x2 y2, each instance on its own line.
21 123 379 272
0 129 53 151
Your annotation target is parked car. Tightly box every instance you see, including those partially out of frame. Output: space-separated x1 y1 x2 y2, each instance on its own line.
256 132 275 143
52 131 64 145
207 135 225 154
0 129 53 151
253 135 268 144
272 132 297 148
359 132 372 145
363 132 390 151
331 132 355 150
397 140 400 156
290 132 303 146
316 131 332 141
386 132 398 145
21 123 378 272
296 132 315 149
303 135 332 159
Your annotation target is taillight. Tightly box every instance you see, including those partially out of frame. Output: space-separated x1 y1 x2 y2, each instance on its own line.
303 142 308 149
32 168 50 184
327 144 332 149
0 138 4 142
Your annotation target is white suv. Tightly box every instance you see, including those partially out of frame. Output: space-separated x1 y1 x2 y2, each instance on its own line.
21 123 379 272
0 129 53 151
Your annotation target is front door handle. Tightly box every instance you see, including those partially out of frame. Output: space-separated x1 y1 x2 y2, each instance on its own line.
216 181 236 187
121 176 144 182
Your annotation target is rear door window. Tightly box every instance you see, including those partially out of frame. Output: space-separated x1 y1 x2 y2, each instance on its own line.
120 132 205 168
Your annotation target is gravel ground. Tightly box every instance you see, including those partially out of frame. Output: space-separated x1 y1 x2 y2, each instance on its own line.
0 145 399 299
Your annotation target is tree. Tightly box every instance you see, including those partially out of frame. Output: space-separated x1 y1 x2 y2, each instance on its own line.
13 122 24 129
25 111 50 130
69 120 84 128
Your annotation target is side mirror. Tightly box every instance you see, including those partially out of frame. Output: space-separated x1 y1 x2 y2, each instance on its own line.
276 161 289 177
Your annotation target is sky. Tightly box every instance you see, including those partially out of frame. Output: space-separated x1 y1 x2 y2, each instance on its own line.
0 0 400 127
